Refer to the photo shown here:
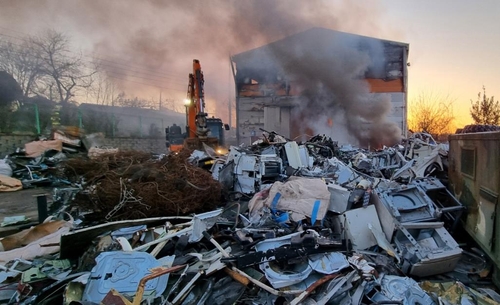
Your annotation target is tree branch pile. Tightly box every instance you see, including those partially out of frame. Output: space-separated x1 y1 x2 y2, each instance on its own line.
64 150 222 220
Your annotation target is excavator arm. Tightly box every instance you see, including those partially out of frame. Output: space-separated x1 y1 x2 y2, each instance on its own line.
167 59 228 152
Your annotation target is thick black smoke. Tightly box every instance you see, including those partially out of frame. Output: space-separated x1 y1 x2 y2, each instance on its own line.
0 0 402 145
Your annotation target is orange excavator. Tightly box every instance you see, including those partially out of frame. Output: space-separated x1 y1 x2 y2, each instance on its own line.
166 59 228 152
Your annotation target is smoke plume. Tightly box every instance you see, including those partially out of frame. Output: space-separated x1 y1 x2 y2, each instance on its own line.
270 31 402 147
0 0 403 146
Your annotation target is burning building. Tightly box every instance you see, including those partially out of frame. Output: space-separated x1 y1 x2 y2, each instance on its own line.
230 27 409 147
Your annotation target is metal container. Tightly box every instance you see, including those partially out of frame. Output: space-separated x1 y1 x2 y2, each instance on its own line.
448 131 500 285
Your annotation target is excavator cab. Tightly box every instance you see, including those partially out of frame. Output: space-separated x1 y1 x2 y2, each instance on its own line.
166 120 229 152
183 119 229 152
206 117 229 146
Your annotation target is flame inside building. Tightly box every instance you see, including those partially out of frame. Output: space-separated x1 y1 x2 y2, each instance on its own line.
231 27 409 148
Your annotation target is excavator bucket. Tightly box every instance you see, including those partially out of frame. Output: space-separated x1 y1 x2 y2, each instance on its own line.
184 137 219 151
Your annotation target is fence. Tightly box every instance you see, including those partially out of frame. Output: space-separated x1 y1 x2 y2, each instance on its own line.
0 102 185 138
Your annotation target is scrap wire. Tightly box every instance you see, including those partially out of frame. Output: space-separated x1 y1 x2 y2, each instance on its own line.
67 150 221 220
105 178 148 220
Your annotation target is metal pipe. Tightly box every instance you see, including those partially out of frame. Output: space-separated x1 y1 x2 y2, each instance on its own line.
440 206 465 213
400 222 444 229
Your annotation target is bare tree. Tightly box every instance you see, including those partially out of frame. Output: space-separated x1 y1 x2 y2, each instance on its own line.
84 70 115 105
29 29 96 104
0 41 43 96
470 86 500 125
114 92 157 109
408 92 456 135
162 98 185 112
0 29 99 104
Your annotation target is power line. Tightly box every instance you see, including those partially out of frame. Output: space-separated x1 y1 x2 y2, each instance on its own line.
0 30 25 41
105 70 183 85
96 62 186 85
106 74 186 93
91 56 184 79
0 29 187 82
0 36 188 88
106 71 186 90
0 32 186 82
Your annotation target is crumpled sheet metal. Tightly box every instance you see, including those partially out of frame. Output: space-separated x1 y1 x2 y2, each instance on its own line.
348 254 376 281
59 216 185 259
420 281 500 305
410 145 444 178
221 146 284 194
248 176 330 223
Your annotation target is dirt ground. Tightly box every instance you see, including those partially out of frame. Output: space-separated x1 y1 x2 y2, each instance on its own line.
0 187 53 236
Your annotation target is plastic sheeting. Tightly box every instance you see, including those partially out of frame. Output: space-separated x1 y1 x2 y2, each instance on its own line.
248 177 330 223
0 174 22 192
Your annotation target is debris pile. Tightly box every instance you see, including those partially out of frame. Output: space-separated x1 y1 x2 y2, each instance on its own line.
0 130 499 305
66 150 222 220
0 128 109 191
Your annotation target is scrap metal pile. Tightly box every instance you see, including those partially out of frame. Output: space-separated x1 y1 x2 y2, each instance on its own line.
0 131 499 305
